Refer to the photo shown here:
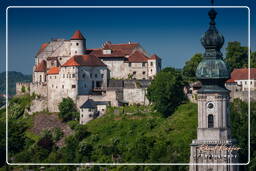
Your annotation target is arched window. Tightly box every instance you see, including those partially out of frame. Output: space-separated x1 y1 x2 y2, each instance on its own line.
39 75 42 82
208 114 214 128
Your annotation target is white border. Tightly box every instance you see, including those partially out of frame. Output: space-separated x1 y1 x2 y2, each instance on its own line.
5 6 251 166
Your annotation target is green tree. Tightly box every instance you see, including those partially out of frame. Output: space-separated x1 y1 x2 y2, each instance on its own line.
74 125 90 141
182 53 203 81
251 51 256 68
225 41 248 71
147 67 185 117
58 97 79 122
8 119 27 155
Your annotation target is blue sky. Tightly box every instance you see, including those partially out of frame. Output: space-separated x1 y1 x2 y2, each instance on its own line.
0 0 255 74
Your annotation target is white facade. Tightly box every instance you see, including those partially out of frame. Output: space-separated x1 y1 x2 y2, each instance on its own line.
235 79 256 91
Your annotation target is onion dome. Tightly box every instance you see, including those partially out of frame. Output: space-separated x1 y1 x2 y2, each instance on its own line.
200 9 224 52
195 8 230 93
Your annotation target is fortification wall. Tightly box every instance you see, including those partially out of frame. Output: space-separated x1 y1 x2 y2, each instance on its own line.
231 91 256 102
16 82 31 95
30 82 48 97
123 88 149 105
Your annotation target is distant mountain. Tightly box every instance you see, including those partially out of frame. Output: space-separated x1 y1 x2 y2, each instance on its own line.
0 71 32 96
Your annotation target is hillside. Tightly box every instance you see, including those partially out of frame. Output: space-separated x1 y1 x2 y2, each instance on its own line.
1 94 254 170
2 94 197 170
0 71 32 96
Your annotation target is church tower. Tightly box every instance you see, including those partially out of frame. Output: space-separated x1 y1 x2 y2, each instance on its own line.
189 6 239 171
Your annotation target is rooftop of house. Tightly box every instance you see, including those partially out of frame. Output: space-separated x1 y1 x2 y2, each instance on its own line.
80 99 110 109
47 67 60 75
226 68 256 83
62 55 107 67
34 60 47 72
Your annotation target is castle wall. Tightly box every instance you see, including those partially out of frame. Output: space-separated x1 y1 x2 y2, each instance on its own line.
100 58 128 79
128 62 148 80
123 88 149 105
16 82 31 95
77 66 108 95
30 82 48 97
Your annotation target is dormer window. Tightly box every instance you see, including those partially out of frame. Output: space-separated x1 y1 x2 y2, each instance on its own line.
103 49 111 54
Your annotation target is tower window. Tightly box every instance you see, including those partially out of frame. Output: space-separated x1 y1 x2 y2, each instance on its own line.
129 63 131 67
72 85 76 88
82 74 85 78
151 62 153 66
95 74 97 78
133 71 136 75
76 43 79 46
143 71 146 75
101 74 104 78
75 51 77 54
208 114 214 128
142 63 146 67
72 74 75 78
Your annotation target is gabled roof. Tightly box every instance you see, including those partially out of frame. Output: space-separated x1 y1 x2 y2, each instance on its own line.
149 54 160 60
35 60 47 72
70 30 85 40
40 43 48 51
88 42 140 58
127 51 149 63
80 99 109 108
47 67 60 75
226 68 256 82
62 55 106 67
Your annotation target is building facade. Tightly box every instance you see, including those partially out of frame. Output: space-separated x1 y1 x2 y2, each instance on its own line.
189 8 239 171
16 30 161 122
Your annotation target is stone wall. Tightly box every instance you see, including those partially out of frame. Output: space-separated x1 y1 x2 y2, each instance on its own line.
30 82 48 97
123 88 149 105
16 82 31 95
231 91 256 102
26 97 48 115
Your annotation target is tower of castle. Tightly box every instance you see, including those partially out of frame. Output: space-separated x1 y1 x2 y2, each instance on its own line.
70 30 86 56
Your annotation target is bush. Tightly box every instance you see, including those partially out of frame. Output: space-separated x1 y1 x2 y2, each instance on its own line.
52 128 64 142
147 67 186 117
58 97 79 122
21 85 26 93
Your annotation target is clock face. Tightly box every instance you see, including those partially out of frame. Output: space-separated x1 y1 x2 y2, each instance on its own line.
207 102 214 109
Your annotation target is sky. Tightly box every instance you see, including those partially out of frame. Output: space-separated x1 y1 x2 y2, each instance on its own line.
0 0 255 75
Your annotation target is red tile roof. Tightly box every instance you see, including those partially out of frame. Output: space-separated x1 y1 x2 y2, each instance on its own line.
40 43 48 51
62 55 106 67
35 60 47 72
89 49 127 58
47 67 60 75
71 30 85 40
226 68 256 82
88 42 140 58
127 51 149 63
149 54 160 60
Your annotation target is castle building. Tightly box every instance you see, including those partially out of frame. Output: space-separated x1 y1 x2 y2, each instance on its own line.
189 7 239 171
226 68 256 91
16 30 161 123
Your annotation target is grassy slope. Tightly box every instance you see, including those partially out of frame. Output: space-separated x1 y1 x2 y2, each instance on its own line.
85 103 197 163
